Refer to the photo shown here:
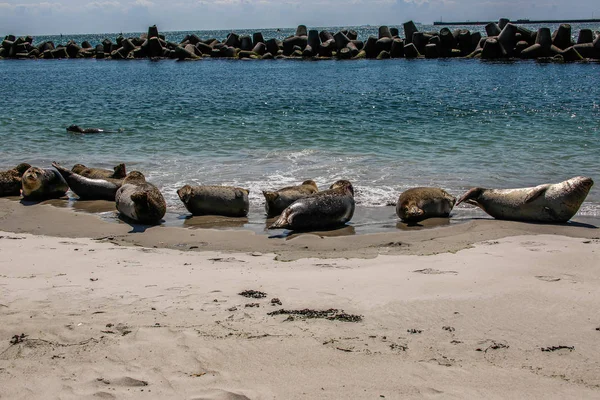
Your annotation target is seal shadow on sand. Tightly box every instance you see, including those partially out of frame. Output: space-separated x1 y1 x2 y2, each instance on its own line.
116 214 163 233
269 224 357 239
181 214 249 229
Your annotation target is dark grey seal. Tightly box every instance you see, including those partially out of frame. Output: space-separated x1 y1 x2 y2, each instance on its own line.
456 176 593 223
52 162 123 200
0 163 31 197
178 184 250 217
115 171 166 224
262 180 319 217
396 187 456 223
21 166 68 200
269 180 355 230
67 125 105 134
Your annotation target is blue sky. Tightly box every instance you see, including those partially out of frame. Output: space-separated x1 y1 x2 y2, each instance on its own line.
1 1 598 35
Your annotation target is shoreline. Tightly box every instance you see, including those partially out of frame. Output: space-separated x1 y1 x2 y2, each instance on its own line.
1 197 597 260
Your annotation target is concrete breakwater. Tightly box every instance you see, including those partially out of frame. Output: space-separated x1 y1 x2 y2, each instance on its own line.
1 18 599 62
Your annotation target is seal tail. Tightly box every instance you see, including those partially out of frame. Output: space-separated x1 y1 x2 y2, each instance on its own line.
456 188 484 206
269 208 292 229
52 161 74 179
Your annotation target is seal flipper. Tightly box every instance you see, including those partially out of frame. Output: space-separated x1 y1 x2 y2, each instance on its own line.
269 208 292 229
524 185 549 204
456 188 484 206
52 162 74 179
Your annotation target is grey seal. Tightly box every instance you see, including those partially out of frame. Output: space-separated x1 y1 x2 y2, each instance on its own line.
21 166 68 200
456 176 594 223
0 163 31 197
269 180 355 230
52 162 123 200
262 180 319 217
71 163 126 179
115 171 166 224
396 187 456 223
178 185 250 217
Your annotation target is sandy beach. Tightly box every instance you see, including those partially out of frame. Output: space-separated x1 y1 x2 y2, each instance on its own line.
0 199 599 399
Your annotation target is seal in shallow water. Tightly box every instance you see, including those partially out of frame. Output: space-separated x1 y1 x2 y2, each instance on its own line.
52 162 123 200
71 163 126 179
178 185 250 217
115 171 166 224
262 180 319 217
21 166 68 200
456 176 594 223
396 187 456 223
269 180 355 230
67 125 105 134
0 163 31 197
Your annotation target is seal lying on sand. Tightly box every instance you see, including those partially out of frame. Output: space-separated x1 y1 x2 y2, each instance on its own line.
269 180 355 230
396 187 456 223
21 166 68 200
71 163 126 179
115 171 166 224
263 180 319 217
0 163 32 197
67 125 105 134
456 176 594 223
178 185 250 217
52 162 123 200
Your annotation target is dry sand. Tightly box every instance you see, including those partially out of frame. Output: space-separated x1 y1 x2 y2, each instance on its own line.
1 198 600 399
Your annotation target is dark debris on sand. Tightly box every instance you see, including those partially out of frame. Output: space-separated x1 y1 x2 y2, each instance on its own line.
541 345 575 352
268 308 362 322
9 333 27 345
238 290 267 299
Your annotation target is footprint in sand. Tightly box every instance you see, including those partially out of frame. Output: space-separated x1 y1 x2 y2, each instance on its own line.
413 268 458 275
535 276 561 282
190 389 251 400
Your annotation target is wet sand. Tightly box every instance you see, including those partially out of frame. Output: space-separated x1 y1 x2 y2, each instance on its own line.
0 197 598 260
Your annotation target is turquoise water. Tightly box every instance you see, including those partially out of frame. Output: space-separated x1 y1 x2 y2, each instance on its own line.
1 26 599 228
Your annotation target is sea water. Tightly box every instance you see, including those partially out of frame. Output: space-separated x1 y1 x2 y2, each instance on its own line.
1 25 599 232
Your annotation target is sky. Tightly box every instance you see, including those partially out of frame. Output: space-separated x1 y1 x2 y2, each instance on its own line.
0 0 599 35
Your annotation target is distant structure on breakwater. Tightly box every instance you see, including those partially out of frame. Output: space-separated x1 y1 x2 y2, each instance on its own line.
434 18 600 26
1 18 599 62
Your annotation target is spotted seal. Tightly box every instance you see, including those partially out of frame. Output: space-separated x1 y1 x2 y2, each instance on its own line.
21 166 68 200
396 187 456 223
115 171 166 224
269 180 355 230
52 162 123 200
0 163 31 197
71 163 126 179
262 180 319 217
178 185 250 217
456 176 594 223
